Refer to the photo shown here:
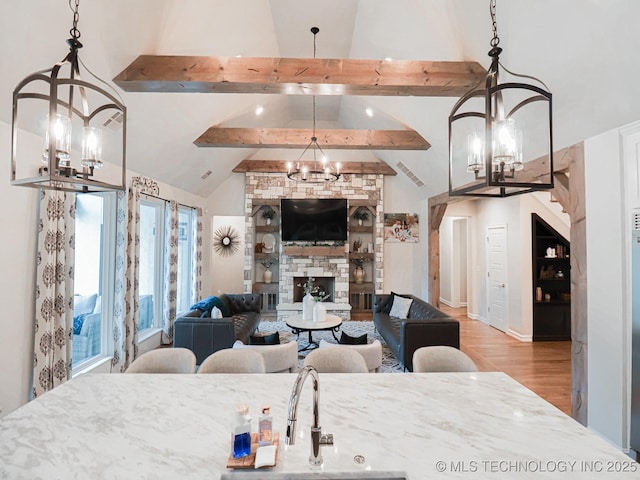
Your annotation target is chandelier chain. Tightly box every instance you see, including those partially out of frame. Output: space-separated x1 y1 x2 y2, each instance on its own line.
312 27 317 138
69 0 81 40
489 0 499 48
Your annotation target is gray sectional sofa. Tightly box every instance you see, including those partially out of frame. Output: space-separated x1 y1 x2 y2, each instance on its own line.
373 293 460 371
173 294 261 364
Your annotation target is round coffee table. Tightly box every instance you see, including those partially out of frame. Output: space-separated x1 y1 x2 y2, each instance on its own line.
285 314 343 351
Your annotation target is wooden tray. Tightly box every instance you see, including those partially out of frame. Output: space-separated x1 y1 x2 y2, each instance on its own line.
226 432 280 469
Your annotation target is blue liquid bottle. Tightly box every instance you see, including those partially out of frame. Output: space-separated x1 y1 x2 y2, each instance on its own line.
232 404 252 458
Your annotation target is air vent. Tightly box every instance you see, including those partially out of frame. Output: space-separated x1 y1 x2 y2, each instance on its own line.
633 210 640 231
201 170 213 180
102 112 124 130
396 162 424 187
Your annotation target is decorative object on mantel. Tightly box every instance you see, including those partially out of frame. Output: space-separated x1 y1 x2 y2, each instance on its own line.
213 225 240 257
353 238 362 253
261 257 276 284
384 213 419 243
351 258 369 284
255 242 264 253
353 209 369 226
11 0 126 193
298 276 330 321
448 0 553 198
285 27 341 184
261 207 276 225
131 176 159 196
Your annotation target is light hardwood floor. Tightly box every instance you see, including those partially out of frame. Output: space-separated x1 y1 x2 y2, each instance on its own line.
439 305 572 416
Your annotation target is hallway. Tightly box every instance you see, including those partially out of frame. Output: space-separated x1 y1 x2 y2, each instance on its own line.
440 305 572 416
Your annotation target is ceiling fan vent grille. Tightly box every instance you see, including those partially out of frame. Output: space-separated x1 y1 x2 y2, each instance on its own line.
396 162 424 187
201 170 213 180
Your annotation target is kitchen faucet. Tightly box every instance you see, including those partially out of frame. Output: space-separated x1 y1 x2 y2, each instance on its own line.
285 365 334 466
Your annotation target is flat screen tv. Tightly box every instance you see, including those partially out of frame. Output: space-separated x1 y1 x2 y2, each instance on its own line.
280 198 347 242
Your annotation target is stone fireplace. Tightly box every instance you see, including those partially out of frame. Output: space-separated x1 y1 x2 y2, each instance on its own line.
243 172 385 321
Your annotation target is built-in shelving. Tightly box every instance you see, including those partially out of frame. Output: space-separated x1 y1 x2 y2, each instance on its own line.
532 213 571 341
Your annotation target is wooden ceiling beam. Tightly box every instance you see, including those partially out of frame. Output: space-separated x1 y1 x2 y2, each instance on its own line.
232 160 397 175
195 127 430 150
114 55 486 97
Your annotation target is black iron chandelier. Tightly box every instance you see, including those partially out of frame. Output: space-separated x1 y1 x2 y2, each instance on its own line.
286 27 341 183
448 0 553 197
11 0 126 192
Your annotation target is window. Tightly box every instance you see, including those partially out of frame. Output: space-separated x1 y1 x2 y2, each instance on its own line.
138 198 165 334
72 193 115 369
176 207 195 313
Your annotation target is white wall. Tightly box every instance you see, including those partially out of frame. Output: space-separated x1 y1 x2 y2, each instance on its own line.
439 217 453 304
383 175 428 298
584 127 629 449
0 122 39 417
210 215 245 295
204 174 246 294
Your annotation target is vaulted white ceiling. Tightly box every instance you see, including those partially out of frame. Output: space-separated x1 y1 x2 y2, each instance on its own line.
1 0 639 197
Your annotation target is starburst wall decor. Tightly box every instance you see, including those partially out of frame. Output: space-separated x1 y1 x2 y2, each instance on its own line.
212 225 240 257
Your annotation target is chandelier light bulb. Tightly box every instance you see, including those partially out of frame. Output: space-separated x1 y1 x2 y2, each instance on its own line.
82 127 103 168
467 132 484 173
42 113 71 166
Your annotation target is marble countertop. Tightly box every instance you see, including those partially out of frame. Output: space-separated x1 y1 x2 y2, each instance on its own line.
0 372 637 479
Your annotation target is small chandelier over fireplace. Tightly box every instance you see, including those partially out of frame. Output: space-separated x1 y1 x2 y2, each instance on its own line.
286 27 341 183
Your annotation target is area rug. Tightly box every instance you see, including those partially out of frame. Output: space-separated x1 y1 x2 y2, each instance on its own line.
257 320 404 373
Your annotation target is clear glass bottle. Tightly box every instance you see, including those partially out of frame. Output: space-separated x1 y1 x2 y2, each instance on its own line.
258 405 273 446
232 404 252 458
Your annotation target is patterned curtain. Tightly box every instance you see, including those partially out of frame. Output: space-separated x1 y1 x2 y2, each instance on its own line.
162 200 178 344
111 181 143 371
32 189 75 398
195 207 203 300
110 190 127 372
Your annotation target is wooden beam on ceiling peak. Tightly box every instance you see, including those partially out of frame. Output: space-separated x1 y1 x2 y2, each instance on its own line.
232 160 397 176
114 55 486 97
194 127 430 150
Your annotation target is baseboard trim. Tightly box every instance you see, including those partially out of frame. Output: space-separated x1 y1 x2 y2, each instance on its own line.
439 297 453 307
507 329 532 342
467 312 489 324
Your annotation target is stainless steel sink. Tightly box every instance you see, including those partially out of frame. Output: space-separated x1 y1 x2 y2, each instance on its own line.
221 472 407 479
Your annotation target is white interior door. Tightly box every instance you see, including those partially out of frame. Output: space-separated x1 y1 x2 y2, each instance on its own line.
487 225 508 332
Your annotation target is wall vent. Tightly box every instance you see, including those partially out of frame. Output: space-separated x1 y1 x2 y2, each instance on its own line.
396 162 424 187
102 112 124 130
633 210 640 231
201 170 213 180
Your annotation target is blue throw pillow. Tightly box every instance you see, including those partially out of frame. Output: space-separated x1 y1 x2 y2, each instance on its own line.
73 313 87 335
190 296 231 317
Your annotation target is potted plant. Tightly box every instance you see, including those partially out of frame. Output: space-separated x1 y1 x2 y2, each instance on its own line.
261 207 276 225
261 257 275 284
353 209 369 226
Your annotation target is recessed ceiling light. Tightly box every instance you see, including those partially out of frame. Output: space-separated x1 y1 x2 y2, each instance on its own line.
255 105 264 116
365 107 374 117
235 54 242 58
384 57 392 62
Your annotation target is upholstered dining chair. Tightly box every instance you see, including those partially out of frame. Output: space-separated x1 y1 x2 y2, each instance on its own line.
126 347 196 374
411 346 478 373
303 346 368 373
233 340 299 373
198 348 266 374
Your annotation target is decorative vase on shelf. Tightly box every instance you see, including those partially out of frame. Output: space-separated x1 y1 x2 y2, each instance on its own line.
263 268 272 284
302 293 314 321
266 218 271 226
358 218 363 226
312 301 327 322
354 266 365 284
